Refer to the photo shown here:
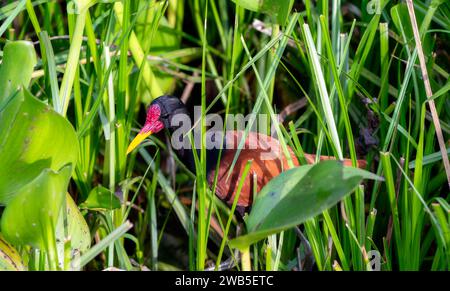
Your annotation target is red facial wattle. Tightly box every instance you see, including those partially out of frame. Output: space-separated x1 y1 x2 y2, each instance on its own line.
126 104 166 155
140 104 165 134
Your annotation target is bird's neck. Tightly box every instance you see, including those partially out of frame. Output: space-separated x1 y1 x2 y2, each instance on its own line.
175 147 221 176
167 125 224 176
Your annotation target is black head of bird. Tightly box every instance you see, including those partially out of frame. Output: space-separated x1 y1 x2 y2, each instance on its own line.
126 95 188 155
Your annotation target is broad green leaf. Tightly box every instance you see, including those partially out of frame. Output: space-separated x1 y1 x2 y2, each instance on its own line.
0 233 25 271
0 41 37 161
229 161 382 250
80 185 121 211
0 88 78 204
1 165 72 248
0 41 78 205
65 193 91 254
0 41 37 102
55 194 91 270
231 0 293 24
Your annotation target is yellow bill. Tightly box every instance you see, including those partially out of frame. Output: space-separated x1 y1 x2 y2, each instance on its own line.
126 131 153 155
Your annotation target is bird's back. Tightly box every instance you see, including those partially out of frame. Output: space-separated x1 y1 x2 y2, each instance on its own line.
207 131 300 211
207 130 367 214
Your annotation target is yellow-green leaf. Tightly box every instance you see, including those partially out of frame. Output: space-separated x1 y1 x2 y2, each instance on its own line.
0 89 78 205
1 165 72 248
0 41 37 102
0 233 25 271
230 161 382 250
66 194 91 254
80 185 121 211
0 42 78 205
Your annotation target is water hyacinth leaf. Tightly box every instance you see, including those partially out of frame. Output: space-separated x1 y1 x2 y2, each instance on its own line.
0 41 37 166
0 41 37 102
0 41 78 204
231 0 293 24
0 88 78 204
80 185 121 211
229 161 382 250
65 193 91 254
0 233 25 271
55 194 91 270
1 165 72 248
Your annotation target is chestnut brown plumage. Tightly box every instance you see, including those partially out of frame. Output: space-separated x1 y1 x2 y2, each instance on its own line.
127 95 367 215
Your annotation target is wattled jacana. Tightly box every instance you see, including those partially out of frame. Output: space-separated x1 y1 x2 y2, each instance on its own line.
127 95 366 215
